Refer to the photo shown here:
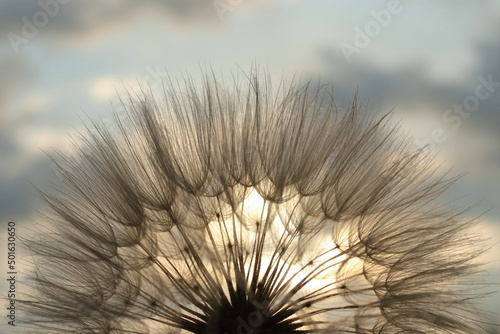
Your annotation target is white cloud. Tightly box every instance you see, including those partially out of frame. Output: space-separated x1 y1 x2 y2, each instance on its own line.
475 220 500 270
88 76 125 101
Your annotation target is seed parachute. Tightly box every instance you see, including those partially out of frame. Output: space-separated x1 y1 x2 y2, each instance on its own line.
22 69 486 333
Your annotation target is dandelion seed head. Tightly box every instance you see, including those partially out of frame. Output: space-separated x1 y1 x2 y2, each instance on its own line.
21 69 487 333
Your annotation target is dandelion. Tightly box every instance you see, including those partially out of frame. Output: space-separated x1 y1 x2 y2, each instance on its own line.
23 70 486 333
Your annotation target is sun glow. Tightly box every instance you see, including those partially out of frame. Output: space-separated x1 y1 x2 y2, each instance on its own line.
204 187 364 306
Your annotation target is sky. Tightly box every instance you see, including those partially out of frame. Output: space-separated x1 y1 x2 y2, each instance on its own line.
0 0 499 331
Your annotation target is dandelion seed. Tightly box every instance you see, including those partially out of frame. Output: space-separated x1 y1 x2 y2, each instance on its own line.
22 69 486 333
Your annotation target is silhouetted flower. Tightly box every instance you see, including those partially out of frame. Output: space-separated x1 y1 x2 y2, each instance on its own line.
23 70 485 333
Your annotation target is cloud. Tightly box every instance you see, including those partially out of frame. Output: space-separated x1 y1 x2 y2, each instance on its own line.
0 0 270 50
88 76 127 101
0 55 36 112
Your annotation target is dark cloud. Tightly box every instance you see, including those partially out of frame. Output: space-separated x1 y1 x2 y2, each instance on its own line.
318 16 500 223
0 0 220 47
0 55 36 111
0 153 52 222
473 21 500 129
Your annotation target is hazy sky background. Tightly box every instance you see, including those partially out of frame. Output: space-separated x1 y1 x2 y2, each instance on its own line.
1 0 499 331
